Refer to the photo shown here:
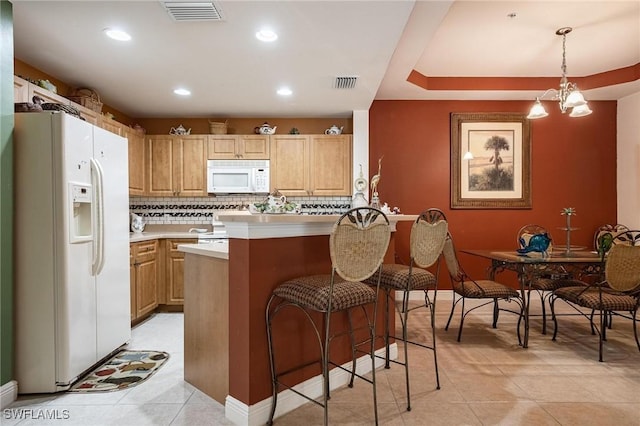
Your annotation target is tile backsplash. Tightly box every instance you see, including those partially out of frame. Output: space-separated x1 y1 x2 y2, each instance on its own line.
130 195 353 225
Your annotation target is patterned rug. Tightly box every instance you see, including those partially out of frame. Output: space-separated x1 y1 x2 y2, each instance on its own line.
69 350 169 392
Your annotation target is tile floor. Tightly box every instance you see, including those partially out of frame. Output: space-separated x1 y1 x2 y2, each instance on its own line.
4 296 640 425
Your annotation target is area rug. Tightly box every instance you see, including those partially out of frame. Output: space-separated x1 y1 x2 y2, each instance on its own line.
69 350 169 392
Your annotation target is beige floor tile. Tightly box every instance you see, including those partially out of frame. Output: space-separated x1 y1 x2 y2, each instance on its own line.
468 401 561 425
539 402 640 426
401 401 482 426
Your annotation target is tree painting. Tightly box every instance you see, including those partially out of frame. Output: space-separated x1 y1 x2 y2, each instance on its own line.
467 130 514 191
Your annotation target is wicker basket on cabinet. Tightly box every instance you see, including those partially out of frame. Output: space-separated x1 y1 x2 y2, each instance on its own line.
67 88 103 113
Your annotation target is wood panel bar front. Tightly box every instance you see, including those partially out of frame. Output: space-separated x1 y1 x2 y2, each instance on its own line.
183 251 229 403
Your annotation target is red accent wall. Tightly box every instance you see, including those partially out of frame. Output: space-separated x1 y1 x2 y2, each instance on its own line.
369 100 617 284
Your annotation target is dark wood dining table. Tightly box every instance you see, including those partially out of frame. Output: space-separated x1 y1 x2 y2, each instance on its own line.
461 249 603 348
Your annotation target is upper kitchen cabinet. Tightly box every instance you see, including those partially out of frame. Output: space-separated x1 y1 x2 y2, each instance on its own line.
147 134 207 197
270 134 352 196
208 135 270 160
124 127 146 196
14 75 29 102
99 116 125 136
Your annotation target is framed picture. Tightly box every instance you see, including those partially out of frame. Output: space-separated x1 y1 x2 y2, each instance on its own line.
450 112 531 209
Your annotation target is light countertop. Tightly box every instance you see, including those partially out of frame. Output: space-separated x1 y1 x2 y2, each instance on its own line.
177 241 229 260
129 231 202 243
217 213 418 239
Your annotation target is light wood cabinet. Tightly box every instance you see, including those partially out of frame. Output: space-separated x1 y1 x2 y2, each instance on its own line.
99 116 124 136
207 135 270 159
130 240 159 321
124 127 146 196
147 135 207 197
270 134 352 196
165 239 196 305
14 75 29 102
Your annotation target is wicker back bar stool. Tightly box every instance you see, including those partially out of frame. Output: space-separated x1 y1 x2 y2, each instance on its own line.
265 208 391 425
364 208 448 411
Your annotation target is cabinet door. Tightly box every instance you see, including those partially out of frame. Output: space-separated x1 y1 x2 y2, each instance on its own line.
166 239 196 305
14 76 29 102
125 128 146 196
270 135 310 196
28 85 70 105
147 135 175 196
99 116 124 136
310 135 352 196
130 246 136 321
208 135 239 159
135 241 158 318
74 104 100 125
240 135 270 159
175 135 207 196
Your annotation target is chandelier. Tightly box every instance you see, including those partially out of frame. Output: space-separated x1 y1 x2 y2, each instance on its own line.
527 27 592 119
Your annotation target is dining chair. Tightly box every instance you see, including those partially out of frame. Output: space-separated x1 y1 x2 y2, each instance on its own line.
517 224 584 335
364 208 448 411
265 207 391 425
442 232 524 343
551 236 640 362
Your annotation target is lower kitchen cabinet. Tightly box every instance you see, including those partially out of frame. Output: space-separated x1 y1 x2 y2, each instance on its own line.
165 239 196 305
130 240 159 322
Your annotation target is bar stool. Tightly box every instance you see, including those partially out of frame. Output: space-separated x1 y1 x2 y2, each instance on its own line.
265 207 391 425
366 208 448 411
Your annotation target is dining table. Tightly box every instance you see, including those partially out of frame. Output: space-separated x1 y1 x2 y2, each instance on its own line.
461 249 603 348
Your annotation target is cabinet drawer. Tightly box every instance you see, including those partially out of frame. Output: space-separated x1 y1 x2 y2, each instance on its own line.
134 240 158 262
168 239 197 253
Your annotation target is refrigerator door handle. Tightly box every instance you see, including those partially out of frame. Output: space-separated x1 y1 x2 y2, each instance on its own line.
90 158 106 275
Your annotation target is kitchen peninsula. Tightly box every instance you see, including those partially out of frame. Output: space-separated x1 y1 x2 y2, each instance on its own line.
179 213 417 424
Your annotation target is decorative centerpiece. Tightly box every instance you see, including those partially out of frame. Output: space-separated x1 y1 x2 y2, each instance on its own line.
561 207 577 254
252 189 299 214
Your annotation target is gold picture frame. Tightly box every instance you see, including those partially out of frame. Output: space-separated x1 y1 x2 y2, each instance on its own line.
451 112 531 209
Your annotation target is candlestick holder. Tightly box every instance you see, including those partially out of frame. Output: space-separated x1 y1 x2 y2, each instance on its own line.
559 207 578 255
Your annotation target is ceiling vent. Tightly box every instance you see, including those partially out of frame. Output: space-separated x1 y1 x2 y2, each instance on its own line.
162 2 225 22
334 76 358 89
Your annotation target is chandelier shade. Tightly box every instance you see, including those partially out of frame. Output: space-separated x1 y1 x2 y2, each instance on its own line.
527 27 592 120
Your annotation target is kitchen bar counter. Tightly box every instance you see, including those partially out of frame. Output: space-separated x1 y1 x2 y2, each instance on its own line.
177 241 228 260
182 212 416 424
129 231 202 243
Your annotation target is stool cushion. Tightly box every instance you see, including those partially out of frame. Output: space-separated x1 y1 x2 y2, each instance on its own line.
453 280 519 299
365 264 436 291
274 274 377 312
553 286 589 303
532 278 586 291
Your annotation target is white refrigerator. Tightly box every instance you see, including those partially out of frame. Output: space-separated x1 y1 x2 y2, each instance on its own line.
14 111 131 393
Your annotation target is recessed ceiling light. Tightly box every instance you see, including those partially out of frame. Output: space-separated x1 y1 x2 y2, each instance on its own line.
103 28 131 41
174 88 191 96
277 87 292 96
256 29 278 42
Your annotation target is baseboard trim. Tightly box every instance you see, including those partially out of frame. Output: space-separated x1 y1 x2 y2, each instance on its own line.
0 380 18 409
225 343 398 426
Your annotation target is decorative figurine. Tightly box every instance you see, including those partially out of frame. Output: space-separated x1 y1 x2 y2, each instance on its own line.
289 127 300 134
351 164 368 208
370 156 383 208
517 232 551 257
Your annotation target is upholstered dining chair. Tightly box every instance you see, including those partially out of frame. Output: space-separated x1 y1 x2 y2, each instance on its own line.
364 208 448 412
442 232 524 343
265 208 391 425
551 237 640 362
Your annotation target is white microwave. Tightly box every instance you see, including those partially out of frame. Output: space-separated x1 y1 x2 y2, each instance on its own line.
207 159 270 194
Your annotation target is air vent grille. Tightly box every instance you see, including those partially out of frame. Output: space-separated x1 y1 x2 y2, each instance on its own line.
334 76 358 89
163 2 224 21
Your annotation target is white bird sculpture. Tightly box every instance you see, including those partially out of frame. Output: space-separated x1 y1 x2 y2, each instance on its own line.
370 156 383 196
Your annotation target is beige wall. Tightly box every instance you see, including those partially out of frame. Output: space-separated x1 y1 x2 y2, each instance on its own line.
617 90 640 228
